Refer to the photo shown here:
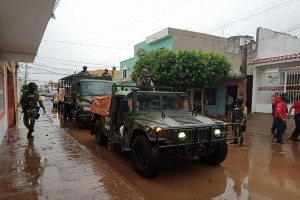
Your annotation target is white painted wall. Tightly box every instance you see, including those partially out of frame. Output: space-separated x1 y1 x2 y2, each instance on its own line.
257 27 300 59
0 60 8 145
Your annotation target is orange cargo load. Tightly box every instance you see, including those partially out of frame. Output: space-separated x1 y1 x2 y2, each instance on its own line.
58 88 65 102
91 95 111 116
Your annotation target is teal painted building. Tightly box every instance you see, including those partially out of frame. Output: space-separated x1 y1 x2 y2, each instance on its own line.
119 27 253 116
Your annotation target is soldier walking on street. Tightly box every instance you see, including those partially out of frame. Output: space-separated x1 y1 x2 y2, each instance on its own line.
20 82 46 138
230 97 247 146
287 98 300 141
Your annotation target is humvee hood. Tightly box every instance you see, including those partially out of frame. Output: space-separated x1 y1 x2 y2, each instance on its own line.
135 111 222 128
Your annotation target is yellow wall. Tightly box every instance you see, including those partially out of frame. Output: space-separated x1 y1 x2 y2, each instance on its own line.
89 69 120 79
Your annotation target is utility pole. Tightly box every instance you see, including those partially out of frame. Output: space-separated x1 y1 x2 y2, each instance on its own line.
241 41 248 77
24 63 28 85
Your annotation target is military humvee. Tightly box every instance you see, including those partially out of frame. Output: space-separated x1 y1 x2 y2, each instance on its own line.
91 85 229 178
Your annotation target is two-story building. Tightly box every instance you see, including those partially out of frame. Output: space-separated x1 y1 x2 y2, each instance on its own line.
118 27 255 116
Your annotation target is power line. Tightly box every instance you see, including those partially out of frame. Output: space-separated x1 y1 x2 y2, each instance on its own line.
41 40 132 50
201 0 285 32
258 23 300 42
36 56 120 67
201 0 298 34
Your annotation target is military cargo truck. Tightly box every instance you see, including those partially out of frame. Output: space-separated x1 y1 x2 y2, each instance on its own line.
91 85 232 178
58 67 113 128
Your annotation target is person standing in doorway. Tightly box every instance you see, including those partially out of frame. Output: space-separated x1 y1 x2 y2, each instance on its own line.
226 94 234 118
287 98 300 141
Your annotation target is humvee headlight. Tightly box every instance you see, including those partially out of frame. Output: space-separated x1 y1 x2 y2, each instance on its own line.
154 127 162 133
214 129 221 137
178 132 186 141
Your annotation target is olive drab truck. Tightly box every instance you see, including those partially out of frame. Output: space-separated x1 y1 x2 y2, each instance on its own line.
58 67 114 128
91 85 234 178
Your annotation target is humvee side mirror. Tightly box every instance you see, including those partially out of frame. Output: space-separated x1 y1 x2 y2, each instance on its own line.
120 98 129 113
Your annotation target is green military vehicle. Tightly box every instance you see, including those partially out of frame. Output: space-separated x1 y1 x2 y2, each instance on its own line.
58 67 113 128
91 85 230 178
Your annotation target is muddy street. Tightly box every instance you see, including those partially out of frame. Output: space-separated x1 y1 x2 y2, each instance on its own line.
1 97 300 200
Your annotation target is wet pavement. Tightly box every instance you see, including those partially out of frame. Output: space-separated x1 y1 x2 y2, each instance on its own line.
0 99 145 200
1 98 300 200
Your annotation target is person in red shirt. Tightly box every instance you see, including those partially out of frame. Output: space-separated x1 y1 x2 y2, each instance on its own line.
271 93 288 135
287 99 300 141
274 98 290 144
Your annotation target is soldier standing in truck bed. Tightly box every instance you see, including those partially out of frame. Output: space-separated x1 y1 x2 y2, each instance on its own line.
136 69 154 91
102 69 112 80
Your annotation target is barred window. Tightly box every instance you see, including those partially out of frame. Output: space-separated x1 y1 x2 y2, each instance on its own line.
122 68 128 78
205 88 217 105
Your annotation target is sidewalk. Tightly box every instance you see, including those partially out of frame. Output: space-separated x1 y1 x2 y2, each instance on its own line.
0 111 145 200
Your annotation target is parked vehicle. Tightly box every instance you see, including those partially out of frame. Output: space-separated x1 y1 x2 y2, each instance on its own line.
45 92 52 97
91 85 232 178
58 68 113 128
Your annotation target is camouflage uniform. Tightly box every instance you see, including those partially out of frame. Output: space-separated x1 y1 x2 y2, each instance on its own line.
20 82 46 138
231 97 247 146
137 69 153 91
102 69 112 81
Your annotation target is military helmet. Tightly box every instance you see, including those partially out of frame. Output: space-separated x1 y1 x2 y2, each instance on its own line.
141 69 149 76
28 82 37 89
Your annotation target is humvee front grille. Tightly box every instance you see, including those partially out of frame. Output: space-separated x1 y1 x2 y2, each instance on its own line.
196 127 211 141
184 127 211 142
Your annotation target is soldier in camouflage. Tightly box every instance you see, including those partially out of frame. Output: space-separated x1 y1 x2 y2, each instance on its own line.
137 69 154 91
20 82 46 138
230 97 247 146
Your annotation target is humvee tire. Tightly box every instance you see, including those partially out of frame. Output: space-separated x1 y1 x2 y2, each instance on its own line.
94 119 109 145
132 135 159 178
199 141 228 165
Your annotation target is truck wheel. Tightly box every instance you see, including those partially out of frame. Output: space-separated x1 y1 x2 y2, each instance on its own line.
63 104 68 119
199 141 228 165
75 112 85 129
94 119 108 145
132 135 159 178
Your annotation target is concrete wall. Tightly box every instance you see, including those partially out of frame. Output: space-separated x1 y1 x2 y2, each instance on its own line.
170 28 228 54
0 60 8 145
256 27 300 59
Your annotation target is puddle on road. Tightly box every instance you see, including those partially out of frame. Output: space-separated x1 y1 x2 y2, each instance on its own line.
4 99 300 200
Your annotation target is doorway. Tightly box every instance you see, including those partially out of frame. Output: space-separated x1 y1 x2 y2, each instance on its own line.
226 85 238 116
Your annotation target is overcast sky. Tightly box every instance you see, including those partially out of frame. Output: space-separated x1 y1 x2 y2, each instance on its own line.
22 0 300 85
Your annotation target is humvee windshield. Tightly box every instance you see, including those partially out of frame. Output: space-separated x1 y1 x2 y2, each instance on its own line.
134 92 190 111
81 82 113 96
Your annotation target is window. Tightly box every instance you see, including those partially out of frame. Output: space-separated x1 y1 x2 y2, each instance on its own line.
204 88 217 105
0 67 4 119
122 68 128 78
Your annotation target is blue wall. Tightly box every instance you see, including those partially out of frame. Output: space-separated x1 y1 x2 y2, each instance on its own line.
203 84 227 116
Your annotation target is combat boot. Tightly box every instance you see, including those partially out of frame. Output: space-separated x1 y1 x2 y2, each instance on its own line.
27 129 34 138
238 138 244 147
